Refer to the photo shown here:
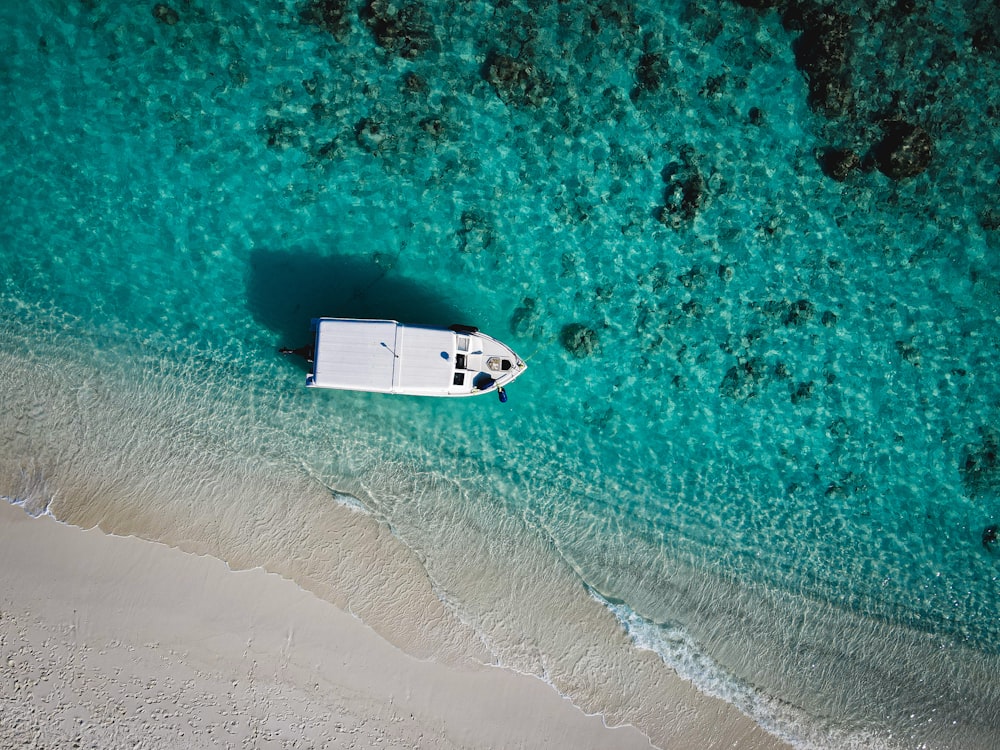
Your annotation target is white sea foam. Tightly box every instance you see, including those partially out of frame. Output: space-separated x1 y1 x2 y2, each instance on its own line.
594 589 886 750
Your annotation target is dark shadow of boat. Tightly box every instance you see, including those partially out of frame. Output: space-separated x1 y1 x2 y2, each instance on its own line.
246 249 467 350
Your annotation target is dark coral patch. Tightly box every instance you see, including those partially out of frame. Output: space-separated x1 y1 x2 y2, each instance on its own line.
510 298 541 337
783 299 815 327
152 3 179 25
872 121 933 180
790 5 853 117
720 357 767 400
561 323 599 358
790 380 814 404
631 52 667 102
457 210 494 255
658 149 706 228
300 0 351 41
484 51 553 108
961 429 1000 499
361 0 434 58
818 147 860 181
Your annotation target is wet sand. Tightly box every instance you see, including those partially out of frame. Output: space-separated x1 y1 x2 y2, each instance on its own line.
0 500 787 749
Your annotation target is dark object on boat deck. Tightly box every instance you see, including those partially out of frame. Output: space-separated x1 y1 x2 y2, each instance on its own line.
280 344 315 363
983 524 999 551
497 386 508 404
449 323 479 333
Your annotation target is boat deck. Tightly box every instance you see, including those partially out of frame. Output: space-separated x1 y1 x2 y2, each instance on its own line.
305 318 525 397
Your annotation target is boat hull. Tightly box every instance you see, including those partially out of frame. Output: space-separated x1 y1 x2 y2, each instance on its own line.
305 318 526 397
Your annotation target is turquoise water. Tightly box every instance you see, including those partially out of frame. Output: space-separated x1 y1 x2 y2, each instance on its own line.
2 0 1000 746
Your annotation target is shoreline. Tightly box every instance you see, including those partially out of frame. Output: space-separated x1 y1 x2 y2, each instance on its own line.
0 328 788 749
0 500 787 748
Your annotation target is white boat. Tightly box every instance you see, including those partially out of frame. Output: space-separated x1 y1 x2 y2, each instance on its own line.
301 318 527 400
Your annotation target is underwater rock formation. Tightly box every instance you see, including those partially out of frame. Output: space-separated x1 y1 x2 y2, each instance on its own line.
818 147 860 181
300 0 351 41
484 51 553 108
872 121 933 180
361 0 434 58
560 323 599 358
720 357 767 400
790 380 814 404
354 117 389 153
733 0 783 8
631 52 667 102
984 524 999 552
961 428 1000 499
457 210 494 254
971 14 999 55
677 266 706 290
762 299 816 327
152 3 179 25
895 339 921 367
262 118 304 150
658 148 706 228
789 4 853 117
783 299 815 327
510 298 541 337
401 71 429 95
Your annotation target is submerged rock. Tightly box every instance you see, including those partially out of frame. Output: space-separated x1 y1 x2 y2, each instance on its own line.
790 5 853 117
783 299 815 326
895 339 921 366
873 121 933 180
560 323 599 358
635 53 664 91
401 71 429 95
658 149 706 228
790 380 814 404
677 266 706 290
361 0 434 58
733 0 784 8
354 117 389 153
484 52 553 108
960 428 1000 499
510 297 541 337
300 0 351 41
984 524 999 552
720 357 766 400
457 210 493 254
419 116 444 138
818 147 860 181
152 3 180 25
262 118 303 149
637 262 670 291
631 52 667 101
971 22 999 55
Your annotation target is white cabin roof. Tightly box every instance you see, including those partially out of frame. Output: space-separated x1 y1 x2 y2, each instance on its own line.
309 318 398 392
395 324 455 394
305 318 525 397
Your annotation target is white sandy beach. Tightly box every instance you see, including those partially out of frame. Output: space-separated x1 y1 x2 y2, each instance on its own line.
0 500 788 749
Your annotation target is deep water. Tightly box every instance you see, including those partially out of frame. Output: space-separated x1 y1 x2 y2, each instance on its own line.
2 0 1000 747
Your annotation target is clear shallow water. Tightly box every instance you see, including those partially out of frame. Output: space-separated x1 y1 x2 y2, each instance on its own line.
2 0 1000 747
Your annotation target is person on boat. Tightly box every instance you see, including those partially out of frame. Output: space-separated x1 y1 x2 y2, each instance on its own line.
280 344 314 363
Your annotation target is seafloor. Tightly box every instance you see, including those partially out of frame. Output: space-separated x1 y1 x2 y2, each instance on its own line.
1 0 999 747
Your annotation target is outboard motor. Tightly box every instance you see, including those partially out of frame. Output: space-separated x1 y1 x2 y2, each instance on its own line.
497 386 508 403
